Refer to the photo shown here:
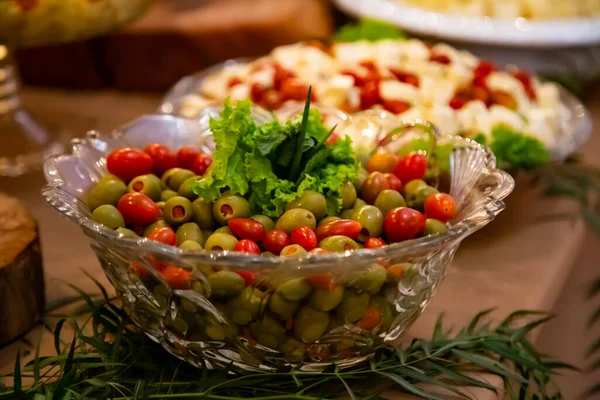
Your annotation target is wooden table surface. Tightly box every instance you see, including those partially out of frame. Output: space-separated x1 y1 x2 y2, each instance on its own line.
0 87 599 399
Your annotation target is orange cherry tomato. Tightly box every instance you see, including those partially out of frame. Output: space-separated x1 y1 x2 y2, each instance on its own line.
424 193 457 222
106 148 153 181
315 219 362 241
161 265 192 289
356 306 381 330
367 150 399 173
306 273 337 290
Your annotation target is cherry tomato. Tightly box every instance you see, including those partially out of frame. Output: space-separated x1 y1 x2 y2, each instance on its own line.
161 265 192 289
389 68 420 87
309 248 329 255
360 80 381 109
228 218 266 242
449 97 467 110
190 154 213 176
385 173 403 192
384 207 426 243
263 230 291 255
106 148 153 181
148 227 177 246
144 144 178 176
280 80 316 102
315 219 362 241
424 193 456 222
234 239 261 255
117 192 159 225
394 152 427 184
368 150 399 173
383 100 411 115
176 146 200 169
306 273 336 290
429 53 451 65
235 269 257 286
290 226 318 251
361 171 392 204
365 237 387 249
227 77 243 88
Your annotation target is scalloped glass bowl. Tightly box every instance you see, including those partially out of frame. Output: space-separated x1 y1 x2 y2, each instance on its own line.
43 108 514 372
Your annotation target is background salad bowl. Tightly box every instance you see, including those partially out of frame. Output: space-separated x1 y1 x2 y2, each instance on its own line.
42 107 514 372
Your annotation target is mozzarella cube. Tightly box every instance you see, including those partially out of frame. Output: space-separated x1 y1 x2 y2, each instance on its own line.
331 41 374 65
229 83 251 102
250 65 275 88
428 105 459 136
397 107 424 123
373 40 406 67
401 39 431 61
456 100 488 134
180 95 212 118
489 105 526 131
320 75 355 108
526 108 557 147
380 80 420 103
536 82 561 109
420 76 455 106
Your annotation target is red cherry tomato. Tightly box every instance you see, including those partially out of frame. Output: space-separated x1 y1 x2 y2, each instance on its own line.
262 230 291 255
235 269 258 285
144 144 178 176
176 146 200 169
228 218 266 242
429 53 451 65
360 80 381 109
190 154 213 176
315 219 362 241
290 226 318 251
384 207 426 243
309 248 329 255
384 173 403 192
383 100 411 114
234 239 261 255
106 148 153 181
117 192 159 225
424 193 457 222
147 227 177 246
365 237 387 249
394 152 427 184
161 265 192 289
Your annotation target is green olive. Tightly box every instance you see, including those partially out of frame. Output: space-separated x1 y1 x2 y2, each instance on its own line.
97 173 123 185
228 287 269 324
309 286 344 312
370 296 395 330
374 189 406 216
214 226 233 235
407 186 439 211
116 227 138 238
161 190 178 202
351 205 383 242
340 181 357 211
207 271 245 297
128 174 162 201
252 314 286 348
318 216 340 227
178 176 200 200
275 209 317 234
277 278 311 301
336 290 369 323
286 191 327 221
162 168 195 191
269 292 299 319
250 215 275 232
213 194 250 225
179 240 203 251
155 201 166 219
354 167 368 192
164 196 194 225
339 210 354 220
353 198 367 210
87 178 127 211
318 236 360 252
204 233 238 251
402 179 428 198
176 222 204 246
280 244 308 257
143 220 170 237
262 251 276 257
191 198 215 230
92 205 125 229
423 218 448 236
348 264 387 294
293 307 329 343
281 338 306 362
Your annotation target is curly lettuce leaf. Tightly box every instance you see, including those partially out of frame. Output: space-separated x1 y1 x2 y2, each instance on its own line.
488 125 550 171
335 19 407 43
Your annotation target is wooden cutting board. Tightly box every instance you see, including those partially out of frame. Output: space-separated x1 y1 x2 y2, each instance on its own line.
16 0 334 91
0 193 44 345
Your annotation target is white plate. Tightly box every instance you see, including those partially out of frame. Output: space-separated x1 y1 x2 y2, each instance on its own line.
334 0 600 47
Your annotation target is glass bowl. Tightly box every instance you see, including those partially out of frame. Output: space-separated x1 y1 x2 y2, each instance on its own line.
42 108 514 372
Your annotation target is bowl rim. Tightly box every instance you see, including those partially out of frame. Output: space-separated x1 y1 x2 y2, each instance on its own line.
333 0 600 47
42 111 515 270
159 58 593 165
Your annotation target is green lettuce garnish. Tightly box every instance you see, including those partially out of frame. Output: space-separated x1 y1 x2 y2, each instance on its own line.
485 125 550 171
193 98 359 218
335 19 407 43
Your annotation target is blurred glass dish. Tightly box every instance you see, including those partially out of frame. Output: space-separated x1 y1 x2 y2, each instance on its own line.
0 0 152 177
42 109 513 371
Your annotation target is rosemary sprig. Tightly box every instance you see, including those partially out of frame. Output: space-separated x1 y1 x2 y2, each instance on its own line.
0 283 573 400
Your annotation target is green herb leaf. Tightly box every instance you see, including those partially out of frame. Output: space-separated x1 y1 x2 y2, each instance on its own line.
335 19 408 43
488 124 550 171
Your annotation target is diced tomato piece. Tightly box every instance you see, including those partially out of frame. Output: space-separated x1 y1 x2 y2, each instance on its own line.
356 306 381 330
511 70 537 100
473 75 489 89
227 77 243 88
383 100 410 114
235 269 257 286
341 70 365 87
280 80 316 102
474 61 496 80
429 53 451 65
359 60 378 72
263 90 283 110
472 86 490 105
490 90 517 110
306 273 337 290
389 69 420 88
325 133 339 146
360 80 381 109
273 63 296 90
250 83 265 103
449 97 467 110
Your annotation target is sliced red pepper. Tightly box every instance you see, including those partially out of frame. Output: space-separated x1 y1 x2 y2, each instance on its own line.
356 306 381 330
